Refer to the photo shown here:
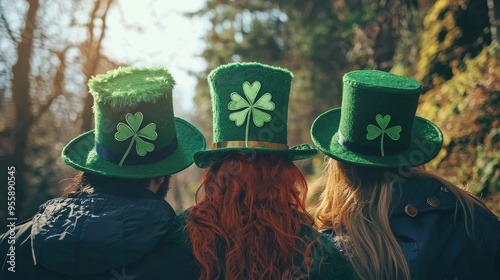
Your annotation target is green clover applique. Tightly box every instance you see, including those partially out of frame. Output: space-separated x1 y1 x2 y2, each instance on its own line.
366 114 402 156
228 81 275 146
115 112 158 166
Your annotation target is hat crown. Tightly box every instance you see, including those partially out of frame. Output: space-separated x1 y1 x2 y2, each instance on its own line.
90 67 177 166
311 70 443 167
193 62 318 168
208 62 292 148
338 70 422 156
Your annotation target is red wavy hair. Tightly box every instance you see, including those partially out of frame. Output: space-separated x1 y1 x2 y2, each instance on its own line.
185 153 314 280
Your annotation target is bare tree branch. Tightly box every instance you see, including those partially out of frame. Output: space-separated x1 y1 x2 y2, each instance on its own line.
85 0 101 53
487 0 499 43
31 46 69 123
91 0 113 73
81 0 114 131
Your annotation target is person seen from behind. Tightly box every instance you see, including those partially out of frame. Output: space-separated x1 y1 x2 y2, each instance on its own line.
0 67 206 279
311 70 500 280
183 62 359 280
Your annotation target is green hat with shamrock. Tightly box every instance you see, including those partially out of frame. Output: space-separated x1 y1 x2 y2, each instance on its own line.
194 62 318 168
62 67 206 178
311 70 443 167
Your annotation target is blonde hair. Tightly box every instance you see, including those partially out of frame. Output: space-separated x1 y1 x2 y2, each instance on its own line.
314 159 485 280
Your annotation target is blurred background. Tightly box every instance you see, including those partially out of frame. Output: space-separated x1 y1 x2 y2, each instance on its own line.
0 0 499 229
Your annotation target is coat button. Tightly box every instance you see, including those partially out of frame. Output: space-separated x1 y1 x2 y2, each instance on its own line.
427 196 440 207
404 204 418 217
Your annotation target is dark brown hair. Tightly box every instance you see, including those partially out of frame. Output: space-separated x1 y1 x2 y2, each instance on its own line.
63 172 152 197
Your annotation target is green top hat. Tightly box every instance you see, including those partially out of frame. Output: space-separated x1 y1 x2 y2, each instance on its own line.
311 70 443 168
194 62 317 168
62 67 206 178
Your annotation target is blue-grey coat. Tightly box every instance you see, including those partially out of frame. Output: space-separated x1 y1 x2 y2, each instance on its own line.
323 177 500 280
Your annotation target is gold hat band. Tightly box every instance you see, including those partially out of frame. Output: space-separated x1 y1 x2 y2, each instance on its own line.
212 141 288 149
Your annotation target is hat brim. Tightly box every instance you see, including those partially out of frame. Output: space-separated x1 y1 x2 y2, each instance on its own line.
311 108 443 168
62 117 206 178
193 144 318 168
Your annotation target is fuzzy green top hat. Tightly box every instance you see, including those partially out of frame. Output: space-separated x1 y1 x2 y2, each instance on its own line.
194 62 317 168
311 70 443 168
62 67 206 178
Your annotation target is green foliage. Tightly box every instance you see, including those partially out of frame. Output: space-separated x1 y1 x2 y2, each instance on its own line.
417 0 492 88
391 9 427 77
418 43 500 197
192 0 416 148
416 0 499 207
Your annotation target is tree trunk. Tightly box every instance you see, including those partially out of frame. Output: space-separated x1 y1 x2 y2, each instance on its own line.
2 0 40 225
81 0 113 132
487 0 500 42
12 0 38 154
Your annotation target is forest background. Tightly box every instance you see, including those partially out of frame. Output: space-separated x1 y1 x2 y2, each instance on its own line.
0 0 499 229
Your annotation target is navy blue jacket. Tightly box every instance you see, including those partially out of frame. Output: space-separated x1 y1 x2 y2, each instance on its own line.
0 184 199 280
323 177 500 280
